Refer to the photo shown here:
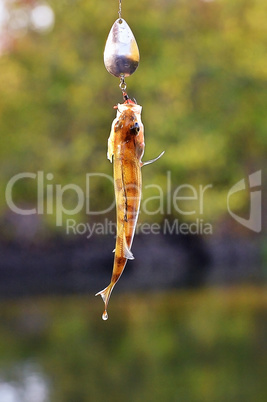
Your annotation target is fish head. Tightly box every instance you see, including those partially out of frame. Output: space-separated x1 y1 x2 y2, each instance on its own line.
115 103 144 140
112 103 145 161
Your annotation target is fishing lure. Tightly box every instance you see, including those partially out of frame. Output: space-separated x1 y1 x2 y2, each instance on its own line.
96 1 164 320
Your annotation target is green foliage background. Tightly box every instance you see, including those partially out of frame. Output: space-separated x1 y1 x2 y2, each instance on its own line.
0 3 266 400
1 0 266 231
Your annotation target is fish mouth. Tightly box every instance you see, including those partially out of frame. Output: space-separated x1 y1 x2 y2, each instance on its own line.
117 103 142 115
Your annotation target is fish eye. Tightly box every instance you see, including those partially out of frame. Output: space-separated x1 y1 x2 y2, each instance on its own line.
131 122 140 133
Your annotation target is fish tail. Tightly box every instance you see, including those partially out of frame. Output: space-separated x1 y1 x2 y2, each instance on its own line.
95 283 115 321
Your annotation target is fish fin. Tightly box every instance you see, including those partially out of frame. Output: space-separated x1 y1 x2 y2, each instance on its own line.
123 232 134 260
107 137 114 162
123 245 134 260
141 151 165 167
95 283 114 321
107 119 116 162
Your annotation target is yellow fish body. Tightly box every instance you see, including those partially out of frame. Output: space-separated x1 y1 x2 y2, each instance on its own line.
96 100 164 320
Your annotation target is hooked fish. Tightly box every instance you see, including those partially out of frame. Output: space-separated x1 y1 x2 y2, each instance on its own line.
96 99 164 320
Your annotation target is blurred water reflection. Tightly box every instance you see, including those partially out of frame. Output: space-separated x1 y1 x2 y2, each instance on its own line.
0 362 49 402
0 287 266 402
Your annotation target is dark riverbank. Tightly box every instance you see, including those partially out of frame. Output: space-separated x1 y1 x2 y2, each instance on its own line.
0 231 262 299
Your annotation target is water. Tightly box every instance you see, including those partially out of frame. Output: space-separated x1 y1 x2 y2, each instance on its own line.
102 310 108 321
0 363 49 402
0 287 266 402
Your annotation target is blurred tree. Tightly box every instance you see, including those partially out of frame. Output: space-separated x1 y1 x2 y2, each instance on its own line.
0 0 266 234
